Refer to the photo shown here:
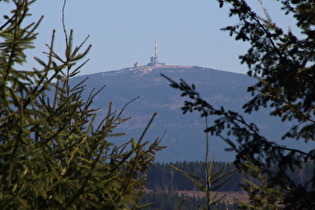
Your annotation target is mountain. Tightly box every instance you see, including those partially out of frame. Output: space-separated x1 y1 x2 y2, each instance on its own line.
71 65 312 163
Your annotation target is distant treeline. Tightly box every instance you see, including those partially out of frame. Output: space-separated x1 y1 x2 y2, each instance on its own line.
140 192 237 210
146 161 314 192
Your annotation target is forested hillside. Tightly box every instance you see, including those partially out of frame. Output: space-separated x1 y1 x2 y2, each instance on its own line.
147 161 241 191
145 161 313 192
70 66 310 163
139 161 314 209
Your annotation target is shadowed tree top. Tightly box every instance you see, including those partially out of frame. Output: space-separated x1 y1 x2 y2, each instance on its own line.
164 0 315 208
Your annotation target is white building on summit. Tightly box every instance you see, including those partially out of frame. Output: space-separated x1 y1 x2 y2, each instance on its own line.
134 39 165 68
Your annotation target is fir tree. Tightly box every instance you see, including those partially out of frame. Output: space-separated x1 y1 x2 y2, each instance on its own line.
163 0 315 208
0 0 164 208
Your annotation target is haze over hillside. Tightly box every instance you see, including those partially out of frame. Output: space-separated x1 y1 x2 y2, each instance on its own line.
70 65 315 163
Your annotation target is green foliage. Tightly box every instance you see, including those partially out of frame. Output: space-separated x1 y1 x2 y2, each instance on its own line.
237 159 284 209
163 0 315 208
171 157 234 209
164 114 234 209
0 0 164 209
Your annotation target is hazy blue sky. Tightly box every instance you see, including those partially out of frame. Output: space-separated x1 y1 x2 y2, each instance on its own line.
2 0 294 75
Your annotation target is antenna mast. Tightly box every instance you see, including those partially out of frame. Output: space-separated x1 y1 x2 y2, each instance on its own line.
155 38 158 58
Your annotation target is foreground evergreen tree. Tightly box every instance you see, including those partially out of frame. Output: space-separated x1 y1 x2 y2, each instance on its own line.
163 0 315 208
171 118 234 210
0 0 164 208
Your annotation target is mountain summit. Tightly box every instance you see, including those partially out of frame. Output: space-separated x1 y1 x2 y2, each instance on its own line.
72 66 304 162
